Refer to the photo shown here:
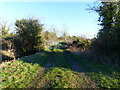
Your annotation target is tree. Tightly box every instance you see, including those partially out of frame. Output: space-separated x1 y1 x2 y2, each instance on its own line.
0 21 11 39
14 18 45 57
90 1 120 66
91 1 120 54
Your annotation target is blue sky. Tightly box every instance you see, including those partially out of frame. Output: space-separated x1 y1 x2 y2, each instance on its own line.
0 2 100 38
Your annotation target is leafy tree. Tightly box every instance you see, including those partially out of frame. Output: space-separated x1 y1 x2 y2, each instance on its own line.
0 21 11 39
90 1 120 66
14 18 45 57
91 1 120 54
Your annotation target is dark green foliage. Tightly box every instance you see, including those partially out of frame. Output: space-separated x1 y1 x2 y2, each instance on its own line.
92 2 120 53
90 1 120 66
68 37 91 52
14 18 45 57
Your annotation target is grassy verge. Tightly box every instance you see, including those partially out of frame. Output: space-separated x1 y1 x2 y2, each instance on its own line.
68 52 120 88
1 60 42 88
1 52 49 88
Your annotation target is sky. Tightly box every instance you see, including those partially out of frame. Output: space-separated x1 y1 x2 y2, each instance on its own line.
0 2 100 38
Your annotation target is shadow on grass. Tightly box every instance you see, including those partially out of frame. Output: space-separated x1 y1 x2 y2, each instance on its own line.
16 49 120 88
20 49 120 74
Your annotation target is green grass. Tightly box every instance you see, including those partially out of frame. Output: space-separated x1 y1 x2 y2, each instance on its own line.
52 50 71 68
38 67 83 88
1 52 50 88
1 49 120 88
44 48 51 52
1 60 42 88
20 52 49 66
53 48 63 52
67 52 120 88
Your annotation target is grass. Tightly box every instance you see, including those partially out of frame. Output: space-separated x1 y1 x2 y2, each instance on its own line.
1 60 42 88
67 52 120 88
1 52 49 88
20 52 49 66
37 67 83 88
53 48 63 53
1 49 120 88
51 50 71 68
35 50 97 88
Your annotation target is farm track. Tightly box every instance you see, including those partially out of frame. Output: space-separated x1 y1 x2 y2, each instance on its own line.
30 51 99 88
44 52 55 68
1 50 119 88
29 68 45 88
63 52 84 72
63 52 99 88
29 52 54 88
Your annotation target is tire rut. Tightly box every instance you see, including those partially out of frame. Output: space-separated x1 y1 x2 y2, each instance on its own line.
63 52 99 88
29 52 54 88
64 52 84 72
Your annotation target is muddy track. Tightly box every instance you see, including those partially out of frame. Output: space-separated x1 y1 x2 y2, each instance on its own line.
44 52 54 68
29 51 99 88
63 52 99 88
29 68 45 88
29 52 54 88
63 52 84 72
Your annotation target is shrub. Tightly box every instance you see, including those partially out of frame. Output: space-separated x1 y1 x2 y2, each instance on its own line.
14 18 45 57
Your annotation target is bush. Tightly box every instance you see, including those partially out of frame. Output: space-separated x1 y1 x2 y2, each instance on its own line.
14 18 45 57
